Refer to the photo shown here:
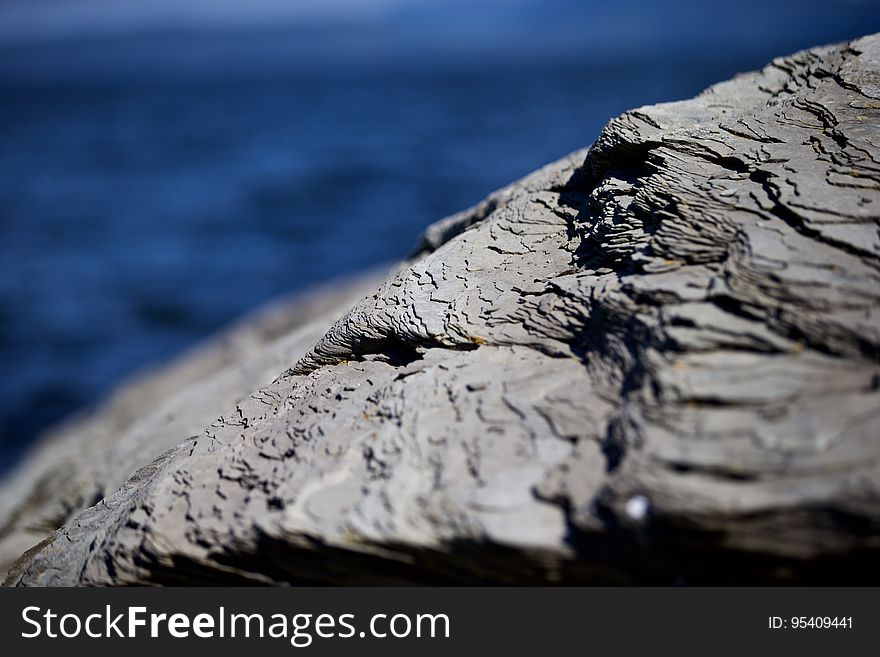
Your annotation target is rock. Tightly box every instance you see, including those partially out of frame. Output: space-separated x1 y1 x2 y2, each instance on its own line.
4 34 880 585
0 274 383 575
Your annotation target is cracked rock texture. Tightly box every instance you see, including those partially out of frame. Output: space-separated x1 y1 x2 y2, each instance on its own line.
4 35 880 585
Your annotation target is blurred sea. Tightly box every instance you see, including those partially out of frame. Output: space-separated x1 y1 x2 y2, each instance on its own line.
1 0 879 472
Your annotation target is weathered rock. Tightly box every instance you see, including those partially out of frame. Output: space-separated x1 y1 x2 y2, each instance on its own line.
0 275 383 574
4 35 880 585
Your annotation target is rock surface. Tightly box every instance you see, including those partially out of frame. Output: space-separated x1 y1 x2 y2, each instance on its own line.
4 35 880 585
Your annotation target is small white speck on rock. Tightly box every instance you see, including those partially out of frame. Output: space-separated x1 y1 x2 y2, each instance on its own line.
625 495 650 522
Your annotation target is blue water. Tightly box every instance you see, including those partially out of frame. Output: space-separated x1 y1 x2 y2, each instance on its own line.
1 1 879 472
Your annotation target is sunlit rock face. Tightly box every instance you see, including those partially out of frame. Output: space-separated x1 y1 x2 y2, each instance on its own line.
4 34 880 585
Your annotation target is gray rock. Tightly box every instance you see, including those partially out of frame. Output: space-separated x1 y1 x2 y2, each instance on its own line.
0 275 383 575
4 34 880 585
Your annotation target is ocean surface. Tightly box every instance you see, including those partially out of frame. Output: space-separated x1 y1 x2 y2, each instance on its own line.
1 1 879 473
